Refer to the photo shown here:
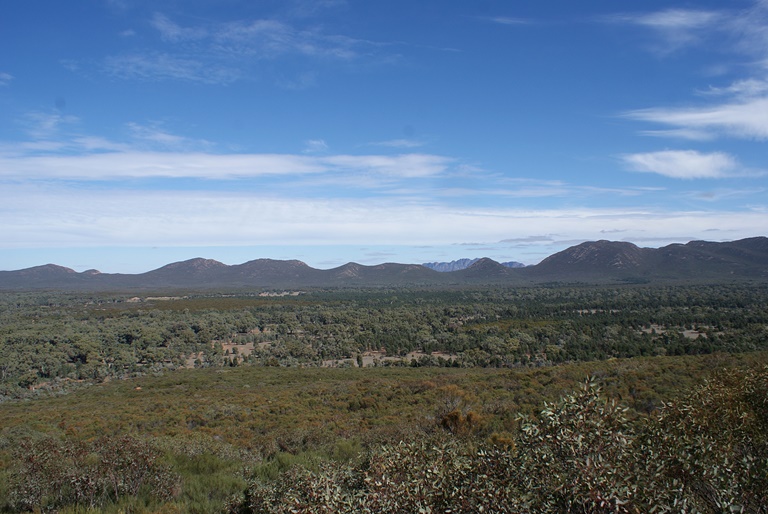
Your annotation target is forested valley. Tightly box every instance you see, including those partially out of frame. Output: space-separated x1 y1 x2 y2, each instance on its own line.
1 284 767 512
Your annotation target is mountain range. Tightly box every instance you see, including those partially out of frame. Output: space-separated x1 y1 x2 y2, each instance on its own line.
1 237 766 291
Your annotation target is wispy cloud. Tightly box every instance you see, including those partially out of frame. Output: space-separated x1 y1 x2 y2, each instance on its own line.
628 9 722 30
0 185 768 252
126 122 213 151
21 111 79 140
1 183 764 250
434 180 659 201
150 13 207 42
288 0 347 18
96 12 393 85
0 149 452 181
303 139 329 154
614 0 768 179
605 8 725 54
484 16 531 26
624 97 768 140
499 235 556 244
368 138 425 149
701 78 768 98
323 154 452 178
0 72 13 86
127 122 185 147
621 150 741 179
104 53 240 84
212 19 364 60
686 187 766 202
276 71 318 90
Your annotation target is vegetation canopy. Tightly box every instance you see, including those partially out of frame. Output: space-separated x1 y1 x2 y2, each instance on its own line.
0 284 766 512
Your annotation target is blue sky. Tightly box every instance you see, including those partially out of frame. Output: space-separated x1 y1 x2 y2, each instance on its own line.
1 0 767 273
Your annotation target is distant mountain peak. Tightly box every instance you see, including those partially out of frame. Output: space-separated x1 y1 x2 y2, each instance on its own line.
333 262 363 279
540 240 646 270
239 258 309 268
458 258 511 277
423 258 525 272
22 264 77 275
156 258 226 271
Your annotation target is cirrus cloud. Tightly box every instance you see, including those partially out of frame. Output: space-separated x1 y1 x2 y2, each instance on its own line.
624 97 768 141
614 2 768 141
1 183 764 252
621 150 740 179
0 150 452 181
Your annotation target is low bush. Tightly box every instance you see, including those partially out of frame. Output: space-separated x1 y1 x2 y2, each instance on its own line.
228 365 768 513
8 434 179 512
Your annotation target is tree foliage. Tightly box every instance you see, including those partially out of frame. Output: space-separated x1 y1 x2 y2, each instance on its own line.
2 284 768 397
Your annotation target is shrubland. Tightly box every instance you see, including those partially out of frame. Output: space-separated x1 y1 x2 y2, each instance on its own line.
0 284 766 512
0 353 766 512
228 364 768 513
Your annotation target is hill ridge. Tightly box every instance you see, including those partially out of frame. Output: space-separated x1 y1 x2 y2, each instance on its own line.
1 237 766 290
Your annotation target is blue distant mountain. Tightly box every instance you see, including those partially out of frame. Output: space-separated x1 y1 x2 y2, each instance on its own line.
422 258 526 272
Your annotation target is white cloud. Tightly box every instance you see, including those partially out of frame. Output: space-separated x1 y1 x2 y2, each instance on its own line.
303 139 329 154
324 154 451 178
97 12 392 85
128 122 187 147
0 150 452 181
126 122 213 151
151 13 207 42
625 97 768 140
0 152 322 180
0 72 13 86
624 9 722 30
1 184 764 251
288 0 347 18
730 0 768 58
434 179 660 201
615 2 768 142
606 8 725 53
0 136 130 157
144 13 371 63
701 78 768 98
486 17 531 26
277 71 318 90
104 53 239 84
71 136 131 152
499 235 556 244
686 187 766 202
212 19 366 60
636 128 715 141
21 111 79 140
368 139 425 149
621 150 739 179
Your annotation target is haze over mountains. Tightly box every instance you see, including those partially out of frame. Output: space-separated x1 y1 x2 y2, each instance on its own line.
1 238 766 291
